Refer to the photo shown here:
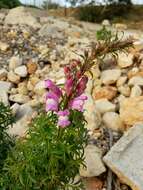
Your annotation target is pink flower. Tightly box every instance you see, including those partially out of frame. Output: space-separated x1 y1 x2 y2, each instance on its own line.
69 94 88 112
45 79 62 98
57 109 71 128
46 98 58 112
77 76 88 96
45 91 60 112
65 78 74 96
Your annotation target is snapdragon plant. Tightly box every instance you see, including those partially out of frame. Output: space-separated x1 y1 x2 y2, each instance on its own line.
0 35 134 190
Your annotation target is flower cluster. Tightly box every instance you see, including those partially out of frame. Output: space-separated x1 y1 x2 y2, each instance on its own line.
45 59 88 128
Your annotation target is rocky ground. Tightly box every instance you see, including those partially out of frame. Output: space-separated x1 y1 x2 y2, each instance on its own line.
1 6 143 190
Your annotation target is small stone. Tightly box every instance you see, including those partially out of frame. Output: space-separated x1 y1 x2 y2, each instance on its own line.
8 71 20 84
85 177 103 190
118 85 130 97
118 53 133 68
9 56 22 70
101 69 121 85
0 41 9 51
116 76 127 87
0 90 9 105
95 98 116 114
9 94 30 104
128 76 143 86
80 144 106 177
93 86 117 100
0 81 12 92
17 82 28 95
34 81 46 95
8 104 34 137
103 112 125 132
84 94 101 131
14 65 28 77
0 69 7 80
130 85 142 97
103 124 143 190
27 61 38 74
120 96 143 125
102 19 110 26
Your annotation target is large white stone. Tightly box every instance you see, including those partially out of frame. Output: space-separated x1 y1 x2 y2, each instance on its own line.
95 98 116 114
84 94 101 131
120 96 143 125
8 104 34 137
130 85 142 97
14 65 28 77
5 7 41 28
101 69 121 85
103 124 143 190
103 112 124 132
9 56 22 70
80 144 106 177
128 76 143 86
118 53 133 68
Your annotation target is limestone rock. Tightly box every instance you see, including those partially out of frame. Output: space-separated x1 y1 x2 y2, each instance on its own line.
0 81 12 92
118 85 130 97
130 85 142 97
8 104 34 137
116 76 127 87
120 96 143 125
0 68 7 80
84 94 101 131
0 41 9 51
9 94 30 104
27 61 37 74
103 124 143 190
34 81 46 95
103 112 125 132
8 71 20 84
80 144 106 177
128 76 143 86
118 53 133 68
14 65 28 77
95 98 116 114
93 86 117 100
9 56 22 70
0 90 9 105
101 69 121 85
5 6 41 28
102 19 110 26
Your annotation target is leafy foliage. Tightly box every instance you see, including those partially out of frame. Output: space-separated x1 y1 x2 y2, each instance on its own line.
0 0 21 8
76 4 132 22
0 111 88 190
0 102 15 172
96 26 112 41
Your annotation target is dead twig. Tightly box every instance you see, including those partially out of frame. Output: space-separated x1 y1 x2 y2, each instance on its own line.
107 128 113 190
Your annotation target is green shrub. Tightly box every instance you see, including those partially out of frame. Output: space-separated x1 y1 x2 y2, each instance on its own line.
96 26 112 41
0 111 88 190
77 4 132 23
0 102 15 172
0 0 21 9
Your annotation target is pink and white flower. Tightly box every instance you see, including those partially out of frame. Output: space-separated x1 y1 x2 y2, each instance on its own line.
57 109 71 128
69 94 88 112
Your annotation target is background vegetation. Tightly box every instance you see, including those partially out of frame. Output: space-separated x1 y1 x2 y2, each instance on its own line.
0 0 21 9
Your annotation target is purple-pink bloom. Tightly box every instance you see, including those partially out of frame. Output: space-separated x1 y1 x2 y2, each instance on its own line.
69 94 88 112
46 91 59 102
57 109 71 128
45 79 62 98
46 98 58 112
65 78 74 96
